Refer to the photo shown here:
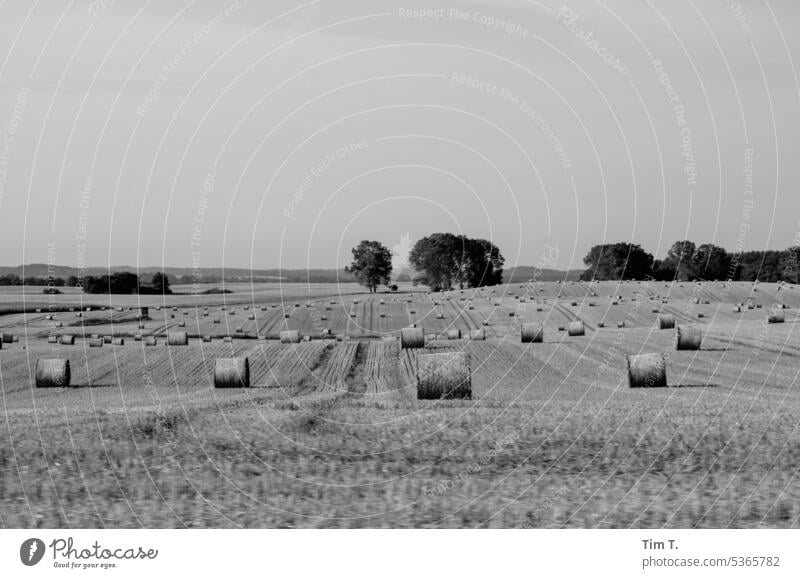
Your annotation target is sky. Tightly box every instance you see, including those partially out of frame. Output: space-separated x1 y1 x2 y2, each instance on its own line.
0 0 798 272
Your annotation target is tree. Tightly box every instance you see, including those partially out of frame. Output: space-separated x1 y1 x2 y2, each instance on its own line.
692 244 730 281
462 237 504 287
407 234 504 290
151 272 172 295
345 240 393 293
408 233 463 291
580 243 654 281
663 240 697 280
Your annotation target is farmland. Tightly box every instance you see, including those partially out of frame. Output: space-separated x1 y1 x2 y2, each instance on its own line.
1 280 799 528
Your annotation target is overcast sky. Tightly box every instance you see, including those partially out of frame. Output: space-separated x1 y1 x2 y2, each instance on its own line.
0 0 798 272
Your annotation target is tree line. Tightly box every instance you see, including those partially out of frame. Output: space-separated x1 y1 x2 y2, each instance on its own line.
0 272 173 294
581 240 800 283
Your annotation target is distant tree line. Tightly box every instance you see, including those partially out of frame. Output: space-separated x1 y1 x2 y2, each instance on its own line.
581 240 800 283
0 274 66 286
0 272 173 294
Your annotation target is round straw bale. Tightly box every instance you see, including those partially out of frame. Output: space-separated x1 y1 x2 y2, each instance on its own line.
88 339 103 347
103 336 112 344
213 318 220 324
214 357 250 388
167 331 188 346
481 320 489 326
35 359 70 388
568 321 585 336
409 310 416 314
380 312 386 318
469 328 486 341
521 322 544 343
416 351 471 400
1 333 12 343
60 334 75 345
223 336 233 343
697 313 705 319
280 330 301 344
627 353 667 388
598 321 605 328
202 335 212 342
768 308 785 324
446 328 461 340
112 338 124 346
56 322 63 327
248 315 255 320
675 325 703 350
401 327 425 349
47 335 58 344
658 314 675 330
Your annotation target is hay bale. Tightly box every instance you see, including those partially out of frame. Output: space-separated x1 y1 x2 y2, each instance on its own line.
627 353 667 388
280 330 301 344
380 312 386 318
223 336 233 343
469 328 486 341
768 309 785 324
675 325 703 350
167 332 188 346
597 321 605 328
202 335 212 342
35 359 71 388
214 357 250 388
60 334 75 345
401 327 424 349
112 338 124 346
134 334 143 341
416 351 471 400
248 315 255 320
658 314 675 330
1 333 12 343
47 335 58 344
567 321 585 336
697 313 705 319
88 339 103 347
103 336 112 344
213 318 220 324
521 322 544 343
446 328 461 340
55 322 63 328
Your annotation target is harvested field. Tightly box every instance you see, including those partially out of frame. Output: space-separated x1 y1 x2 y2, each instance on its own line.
1 281 799 528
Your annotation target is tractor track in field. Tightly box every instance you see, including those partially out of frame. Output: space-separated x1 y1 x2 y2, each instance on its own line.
553 303 596 331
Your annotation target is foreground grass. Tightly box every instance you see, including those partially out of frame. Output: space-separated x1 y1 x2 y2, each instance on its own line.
1 391 798 528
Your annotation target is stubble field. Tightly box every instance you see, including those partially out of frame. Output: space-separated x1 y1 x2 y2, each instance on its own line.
1 280 799 528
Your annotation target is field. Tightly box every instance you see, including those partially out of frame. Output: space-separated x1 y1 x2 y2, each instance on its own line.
1 280 799 528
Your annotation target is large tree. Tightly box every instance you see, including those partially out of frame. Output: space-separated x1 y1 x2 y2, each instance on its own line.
663 240 697 280
345 240 393 293
462 237 504 287
580 242 654 281
692 243 731 281
408 233 504 291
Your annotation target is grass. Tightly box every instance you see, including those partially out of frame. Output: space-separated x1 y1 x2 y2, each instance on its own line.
1 395 798 528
